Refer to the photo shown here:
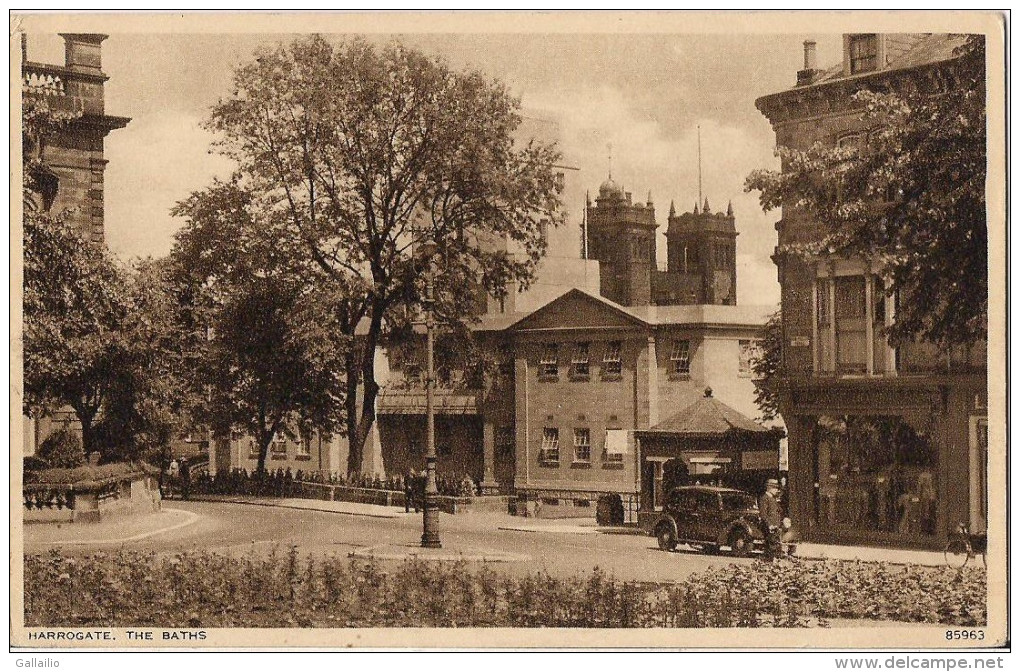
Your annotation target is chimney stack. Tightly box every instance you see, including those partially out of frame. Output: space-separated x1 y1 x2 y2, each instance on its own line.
797 39 821 86
803 40 817 70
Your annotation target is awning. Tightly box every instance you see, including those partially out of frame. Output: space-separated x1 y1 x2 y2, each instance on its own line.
377 390 479 416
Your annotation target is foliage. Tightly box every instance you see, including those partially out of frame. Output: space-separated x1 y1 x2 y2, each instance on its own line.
24 461 149 486
182 35 564 474
745 36 986 348
36 427 85 469
166 221 349 474
751 310 783 423
93 259 198 463
22 96 80 210
23 211 131 454
24 550 985 628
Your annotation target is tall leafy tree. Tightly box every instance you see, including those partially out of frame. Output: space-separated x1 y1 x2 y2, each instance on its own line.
181 36 564 474
746 37 986 348
170 187 349 475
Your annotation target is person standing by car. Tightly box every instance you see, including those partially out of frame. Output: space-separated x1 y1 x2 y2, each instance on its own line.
759 479 783 561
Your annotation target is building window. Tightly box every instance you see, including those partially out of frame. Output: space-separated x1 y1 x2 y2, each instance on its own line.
496 426 515 458
573 428 591 464
539 343 559 378
271 437 287 458
739 339 762 377
849 34 879 74
603 340 622 376
834 276 868 375
812 415 937 537
248 440 259 459
571 342 590 378
539 428 560 465
670 339 691 376
297 436 312 458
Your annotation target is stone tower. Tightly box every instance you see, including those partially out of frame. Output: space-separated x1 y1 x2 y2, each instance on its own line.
22 33 130 242
585 177 658 306
660 198 738 305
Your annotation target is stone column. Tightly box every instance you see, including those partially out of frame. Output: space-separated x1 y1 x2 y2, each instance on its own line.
480 416 499 495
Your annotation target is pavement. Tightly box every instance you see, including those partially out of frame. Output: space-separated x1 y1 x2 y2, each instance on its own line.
187 494 412 519
23 507 199 547
24 495 952 567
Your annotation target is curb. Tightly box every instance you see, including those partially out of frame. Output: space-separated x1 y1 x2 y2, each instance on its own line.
349 543 530 563
26 508 200 546
498 524 597 535
190 496 409 519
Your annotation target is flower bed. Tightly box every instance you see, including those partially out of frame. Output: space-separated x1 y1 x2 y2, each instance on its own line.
24 550 986 628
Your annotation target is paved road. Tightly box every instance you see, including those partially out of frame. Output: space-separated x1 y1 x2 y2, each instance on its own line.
26 501 755 582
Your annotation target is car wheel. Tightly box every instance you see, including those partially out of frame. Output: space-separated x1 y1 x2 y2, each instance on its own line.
728 529 753 557
656 522 678 552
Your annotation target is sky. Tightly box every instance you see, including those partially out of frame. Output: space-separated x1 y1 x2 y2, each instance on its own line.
25 29 843 307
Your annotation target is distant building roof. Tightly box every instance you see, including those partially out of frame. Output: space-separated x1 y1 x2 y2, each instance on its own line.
640 389 776 437
473 287 775 332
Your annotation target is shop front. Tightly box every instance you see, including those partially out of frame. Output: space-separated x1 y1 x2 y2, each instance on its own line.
784 377 987 549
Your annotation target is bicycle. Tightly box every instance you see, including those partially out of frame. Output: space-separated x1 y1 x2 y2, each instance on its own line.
944 522 987 569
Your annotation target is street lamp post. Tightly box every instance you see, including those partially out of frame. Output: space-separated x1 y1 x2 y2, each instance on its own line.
421 255 442 548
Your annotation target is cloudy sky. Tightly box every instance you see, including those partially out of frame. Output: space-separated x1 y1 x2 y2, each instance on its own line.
25 26 843 307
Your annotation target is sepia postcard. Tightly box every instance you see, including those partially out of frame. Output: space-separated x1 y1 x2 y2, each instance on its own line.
9 10 1008 654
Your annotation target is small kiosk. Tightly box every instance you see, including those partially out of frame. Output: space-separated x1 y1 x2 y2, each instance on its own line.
635 388 784 529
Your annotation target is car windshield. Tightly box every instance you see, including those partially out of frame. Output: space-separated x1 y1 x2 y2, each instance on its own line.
721 492 757 511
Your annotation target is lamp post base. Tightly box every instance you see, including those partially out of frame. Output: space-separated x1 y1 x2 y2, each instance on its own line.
421 495 442 548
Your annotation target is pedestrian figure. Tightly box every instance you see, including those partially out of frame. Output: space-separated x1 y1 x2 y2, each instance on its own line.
759 478 783 561
167 459 180 500
179 459 191 501
404 468 416 513
416 469 427 512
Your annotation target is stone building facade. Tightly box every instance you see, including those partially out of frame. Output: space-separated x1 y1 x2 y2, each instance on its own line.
23 34 130 241
755 34 988 548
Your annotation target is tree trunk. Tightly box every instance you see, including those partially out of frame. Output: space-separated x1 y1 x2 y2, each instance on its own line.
255 421 274 476
350 306 385 477
344 349 361 477
74 404 98 457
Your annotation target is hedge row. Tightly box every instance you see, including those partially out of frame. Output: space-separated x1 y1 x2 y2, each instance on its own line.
24 549 985 628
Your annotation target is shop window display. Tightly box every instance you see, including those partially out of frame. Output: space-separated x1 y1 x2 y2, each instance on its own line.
811 415 937 537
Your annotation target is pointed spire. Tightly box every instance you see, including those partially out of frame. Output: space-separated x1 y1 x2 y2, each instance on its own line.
726 200 734 217
693 202 699 215
669 200 676 217
647 190 653 206
586 189 591 207
703 197 711 213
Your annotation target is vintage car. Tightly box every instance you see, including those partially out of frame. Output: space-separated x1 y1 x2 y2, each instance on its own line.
648 485 764 557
